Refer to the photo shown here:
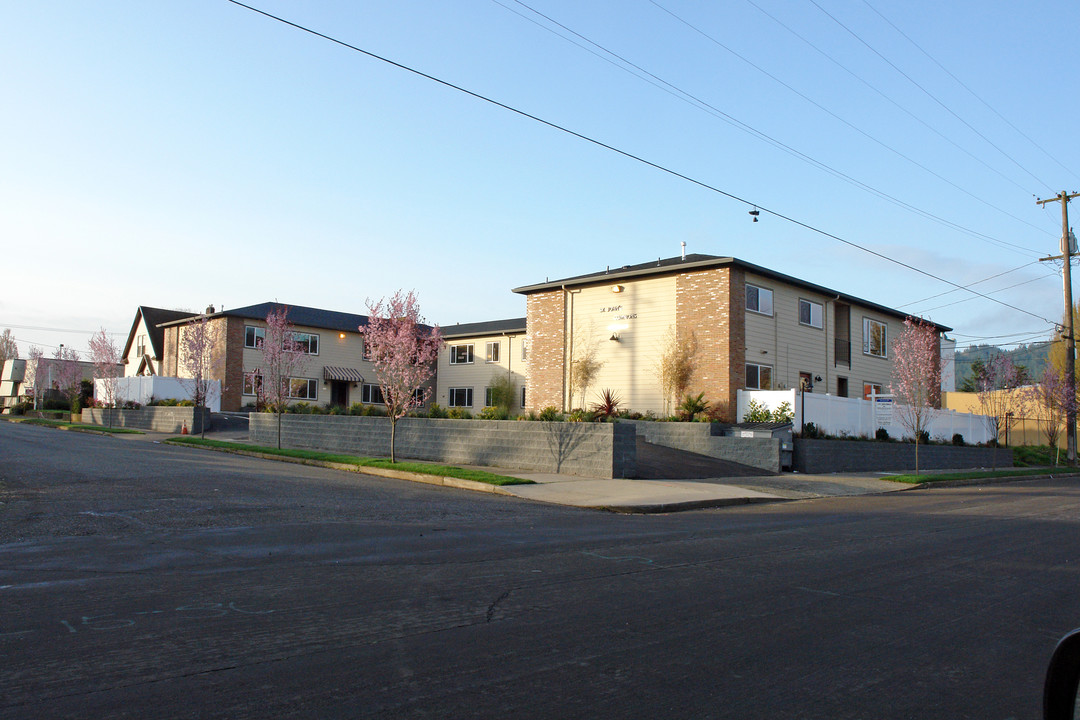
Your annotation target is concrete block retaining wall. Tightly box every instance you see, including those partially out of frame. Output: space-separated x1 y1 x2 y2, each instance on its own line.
250 414 637 479
625 420 781 473
82 407 210 434
793 439 1013 474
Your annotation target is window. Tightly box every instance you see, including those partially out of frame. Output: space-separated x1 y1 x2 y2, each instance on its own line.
361 383 384 404
245 326 265 349
289 332 319 355
412 387 427 405
799 299 823 329
242 372 263 396
746 363 772 390
448 387 473 407
450 344 474 364
863 318 887 358
485 387 495 407
863 382 883 400
361 340 371 361
486 341 500 363
288 378 317 400
746 284 773 315
837 377 849 398
520 386 526 408
135 334 147 356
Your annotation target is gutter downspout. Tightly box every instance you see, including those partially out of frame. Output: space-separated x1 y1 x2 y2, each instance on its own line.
825 295 840 393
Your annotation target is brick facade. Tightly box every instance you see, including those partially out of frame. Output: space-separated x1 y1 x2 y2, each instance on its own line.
525 290 566 411
675 267 744 422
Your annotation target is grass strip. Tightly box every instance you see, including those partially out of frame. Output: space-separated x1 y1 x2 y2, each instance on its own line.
166 436 534 486
886 467 1080 484
3 417 144 434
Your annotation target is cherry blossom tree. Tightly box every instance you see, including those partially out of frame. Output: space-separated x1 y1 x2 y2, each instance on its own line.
179 314 223 437
26 346 45 409
360 290 442 462
89 327 122 427
0 329 17 369
260 307 308 449
975 354 1030 449
890 317 941 476
1024 365 1072 463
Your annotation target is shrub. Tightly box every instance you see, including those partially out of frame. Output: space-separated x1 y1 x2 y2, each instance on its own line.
538 406 561 422
478 406 509 420
875 427 890 442
742 399 771 423
917 430 930 445
952 433 965 446
591 389 621 421
427 402 448 419
567 409 595 423
771 401 794 423
328 404 346 415
447 408 472 420
362 404 386 417
801 421 821 439
10 401 30 416
678 392 709 422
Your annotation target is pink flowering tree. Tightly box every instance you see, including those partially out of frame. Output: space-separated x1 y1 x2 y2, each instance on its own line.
975 354 1029 447
179 314 223 437
360 290 442 463
53 345 84 411
890 317 941 476
1024 365 1072 464
89 327 122 427
260 307 308 449
26 346 45 409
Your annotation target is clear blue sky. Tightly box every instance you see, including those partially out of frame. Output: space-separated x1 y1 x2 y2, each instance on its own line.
3 1 1078 358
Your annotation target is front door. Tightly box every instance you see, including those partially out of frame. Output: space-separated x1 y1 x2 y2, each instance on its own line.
330 380 349 408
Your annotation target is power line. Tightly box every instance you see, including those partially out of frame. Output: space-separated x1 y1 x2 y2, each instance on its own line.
225 0 1058 327
1 323 124 336
861 0 1080 186
808 0 1052 194
897 261 1046 308
917 275 1053 314
646 0 1051 245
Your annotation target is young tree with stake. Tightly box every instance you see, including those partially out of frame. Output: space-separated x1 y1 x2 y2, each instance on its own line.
53 345 84 411
179 314 222 437
360 290 442 463
890 317 941 477
88 328 123 427
260 307 308 449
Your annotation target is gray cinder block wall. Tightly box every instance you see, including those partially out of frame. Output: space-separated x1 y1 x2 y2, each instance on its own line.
81 407 210 434
250 414 637 479
793 439 1013 473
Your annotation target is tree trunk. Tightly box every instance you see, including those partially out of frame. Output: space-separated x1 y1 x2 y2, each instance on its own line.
390 416 397 463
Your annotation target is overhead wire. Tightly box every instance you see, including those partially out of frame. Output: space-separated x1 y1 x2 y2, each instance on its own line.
646 0 1051 244
897 260 1048 308
860 0 1080 186
808 0 1053 194
224 0 1058 327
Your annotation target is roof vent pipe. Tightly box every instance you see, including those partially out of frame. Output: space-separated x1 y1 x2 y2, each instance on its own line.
681 241 686 260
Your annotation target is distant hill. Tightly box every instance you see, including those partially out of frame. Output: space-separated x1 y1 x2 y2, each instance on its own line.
953 341 1055 390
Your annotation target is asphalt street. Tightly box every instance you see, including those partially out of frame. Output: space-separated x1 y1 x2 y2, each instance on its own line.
2 421 1079 719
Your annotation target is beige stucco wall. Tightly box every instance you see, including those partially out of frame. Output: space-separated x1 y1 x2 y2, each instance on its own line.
437 333 527 410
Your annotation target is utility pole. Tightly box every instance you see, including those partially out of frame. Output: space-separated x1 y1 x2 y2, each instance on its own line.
1038 191 1080 464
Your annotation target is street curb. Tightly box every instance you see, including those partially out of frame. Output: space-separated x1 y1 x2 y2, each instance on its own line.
586 495 784 514
908 471 1080 490
162 440 517 496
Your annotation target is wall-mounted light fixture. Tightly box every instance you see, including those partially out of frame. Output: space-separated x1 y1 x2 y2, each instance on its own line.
339 332 346 339
611 285 623 293
609 332 620 342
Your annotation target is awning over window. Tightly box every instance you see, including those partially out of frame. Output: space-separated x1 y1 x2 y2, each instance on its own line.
323 366 364 383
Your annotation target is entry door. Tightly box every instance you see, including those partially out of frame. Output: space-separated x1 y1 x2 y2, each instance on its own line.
330 381 349 407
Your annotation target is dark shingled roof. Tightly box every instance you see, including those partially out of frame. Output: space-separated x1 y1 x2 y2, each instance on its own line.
441 317 526 339
512 254 951 331
123 306 197 361
157 302 437 334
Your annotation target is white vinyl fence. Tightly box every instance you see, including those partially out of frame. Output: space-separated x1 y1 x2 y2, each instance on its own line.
738 389 993 445
94 376 221 413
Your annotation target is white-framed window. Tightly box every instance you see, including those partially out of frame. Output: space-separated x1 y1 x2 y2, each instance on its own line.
448 387 473 407
520 386 526 407
863 318 888 358
746 363 773 390
863 382 883 400
288 378 317 400
799 299 823 329
361 383 384 404
289 332 319 355
746 284 773 316
450 344 474 364
486 341 500 363
135 334 147 356
242 371 263 396
245 326 265 349
412 387 427 405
